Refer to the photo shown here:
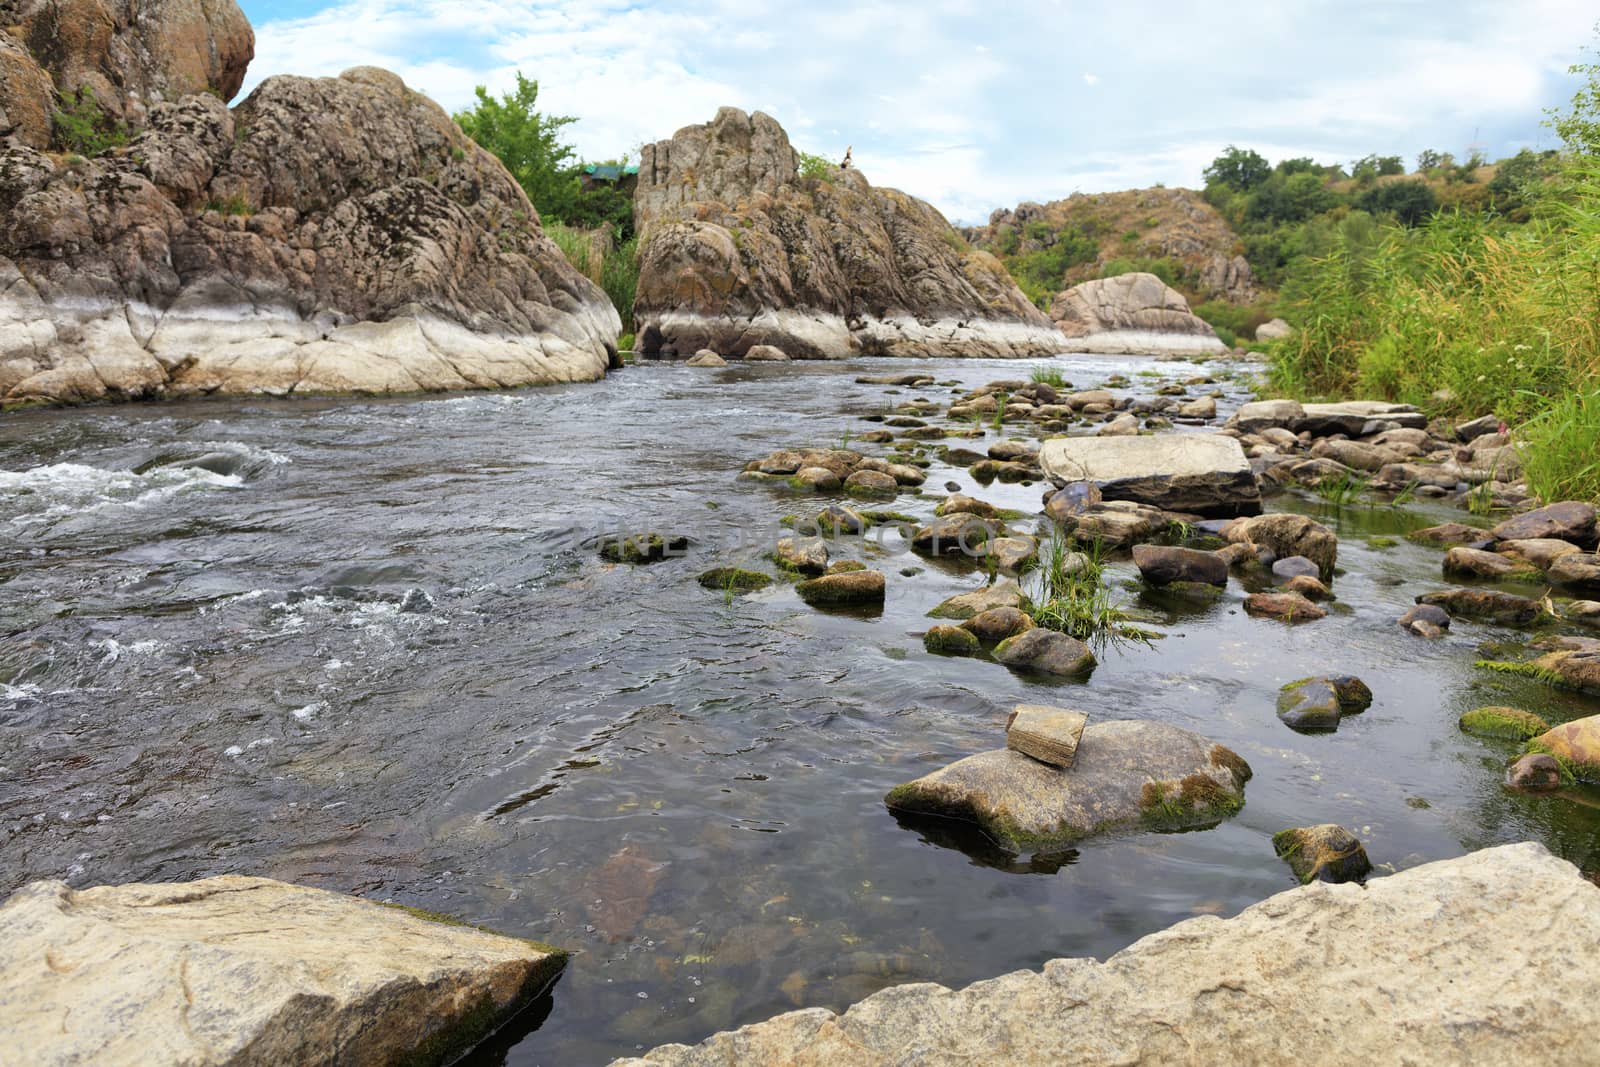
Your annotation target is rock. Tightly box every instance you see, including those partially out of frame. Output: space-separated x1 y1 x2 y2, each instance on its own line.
1276 677 1369 731
988 536 1039 574
617 842 1600 1067
1507 753 1564 792
1272 825 1373 884
1398 603 1451 635
1417 589 1543 626
1566 601 1600 629
795 570 886 607
930 580 1024 620
1244 592 1327 622
1255 317 1294 341
791 466 843 491
599 532 691 564
697 567 772 592
755 449 806 475
632 108 1064 360
936 494 998 519
828 560 867 574
912 514 1001 557
1460 707 1551 742
1283 575 1331 600
1131 545 1227 587
961 607 1035 644
1271 555 1321 581
1548 554 1600 592
1041 482 1103 521
885 720 1248 852
1294 402 1426 436
924 625 980 657
992 629 1096 678
772 537 829 575
1064 389 1115 409
744 344 791 362
856 373 935 385
988 440 1039 462
1373 463 1462 492
1492 502 1598 550
1222 514 1338 580
815 504 868 536
1038 435 1261 518
1498 538 1584 570
1456 414 1502 441
1532 650 1600 695
0 53 619 406
0 876 566 1067
1099 414 1140 436
843 469 899 497
1175 396 1217 419
1309 439 1401 472
1444 547 1541 581
1229 399 1304 433
1049 273 1226 356
1052 501 1170 548
685 349 727 366
1006 706 1089 769
1530 714 1600 782
1408 522 1490 547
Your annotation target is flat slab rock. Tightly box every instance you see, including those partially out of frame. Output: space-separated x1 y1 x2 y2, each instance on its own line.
884 720 1250 853
0 875 567 1067
615 842 1600 1067
1039 435 1261 518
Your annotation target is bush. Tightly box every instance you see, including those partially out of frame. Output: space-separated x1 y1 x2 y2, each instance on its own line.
52 87 127 156
547 224 639 332
798 151 837 183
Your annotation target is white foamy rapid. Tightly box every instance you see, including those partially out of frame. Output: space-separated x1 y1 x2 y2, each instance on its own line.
0 461 245 525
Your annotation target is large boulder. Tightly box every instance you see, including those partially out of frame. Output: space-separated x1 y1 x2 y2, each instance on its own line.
0 875 567 1066
1530 713 1600 782
617 843 1600 1067
1293 401 1427 435
631 108 1065 360
1048 273 1226 356
0 19 619 406
884 720 1250 853
1493 503 1598 551
1038 435 1261 518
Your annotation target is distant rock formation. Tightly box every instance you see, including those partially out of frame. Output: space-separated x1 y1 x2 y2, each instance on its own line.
0 0 618 406
632 107 1065 361
967 186 1259 304
1049 273 1226 355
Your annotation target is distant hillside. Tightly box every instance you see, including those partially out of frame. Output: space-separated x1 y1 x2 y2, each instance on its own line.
961 186 1257 310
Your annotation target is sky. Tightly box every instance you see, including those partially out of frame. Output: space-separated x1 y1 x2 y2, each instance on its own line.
239 0 1596 224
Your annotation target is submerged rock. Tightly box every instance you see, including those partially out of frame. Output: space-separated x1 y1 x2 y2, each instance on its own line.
685 349 727 366
885 720 1249 853
599 533 692 564
617 843 1600 1067
1132 544 1228 587
992 629 1096 678
1038 435 1261 518
796 570 885 607
1416 589 1543 627
1273 825 1373 884
1244 592 1327 622
1460 707 1550 742
1398 603 1451 636
1507 753 1564 792
696 567 772 592
0 876 566 1067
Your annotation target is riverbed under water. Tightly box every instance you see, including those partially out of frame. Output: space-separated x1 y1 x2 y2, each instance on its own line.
3 356 1598 1065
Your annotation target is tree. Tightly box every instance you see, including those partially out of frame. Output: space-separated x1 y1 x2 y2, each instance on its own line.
1351 154 1404 181
1549 28 1600 155
1359 179 1438 227
455 74 582 222
1415 149 1444 173
1204 146 1271 192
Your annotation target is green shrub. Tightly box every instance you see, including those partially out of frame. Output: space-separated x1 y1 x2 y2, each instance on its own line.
52 87 127 157
798 151 837 183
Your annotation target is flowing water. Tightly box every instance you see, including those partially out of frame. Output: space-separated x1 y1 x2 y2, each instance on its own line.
3 357 1598 1065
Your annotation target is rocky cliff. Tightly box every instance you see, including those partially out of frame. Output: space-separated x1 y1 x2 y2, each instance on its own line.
632 108 1065 361
1050 273 1225 355
0 1 618 406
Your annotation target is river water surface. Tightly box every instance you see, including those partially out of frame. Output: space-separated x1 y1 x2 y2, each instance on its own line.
3 357 1599 1064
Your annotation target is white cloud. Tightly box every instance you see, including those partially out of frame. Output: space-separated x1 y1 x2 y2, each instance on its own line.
243 0 1597 221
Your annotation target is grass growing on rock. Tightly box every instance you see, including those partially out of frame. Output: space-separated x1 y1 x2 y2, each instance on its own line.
1474 660 1577 689
1021 533 1153 655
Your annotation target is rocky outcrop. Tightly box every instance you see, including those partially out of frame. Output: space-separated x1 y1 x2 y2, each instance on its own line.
1048 273 1226 356
617 843 1600 1067
0 3 619 406
0 875 567 1066
632 108 1065 360
1039 435 1261 518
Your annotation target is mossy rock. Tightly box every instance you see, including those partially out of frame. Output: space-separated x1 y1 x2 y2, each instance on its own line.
796 570 885 606
1273 824 1372 885
1459 706 1550 742
924 625 981 657
598 533 691 564
696 568 772 593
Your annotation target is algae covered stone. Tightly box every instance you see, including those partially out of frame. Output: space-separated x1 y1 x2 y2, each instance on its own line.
1460 707 1551 742
796 569 885 607
992 629 1097 678
930 580 1024 620
1273 824 1373 885
696 567 772 593
885 720 1251 853
599 532 692 564
924 625 981 657
1528 714 1600 783
1277 677 1370 732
